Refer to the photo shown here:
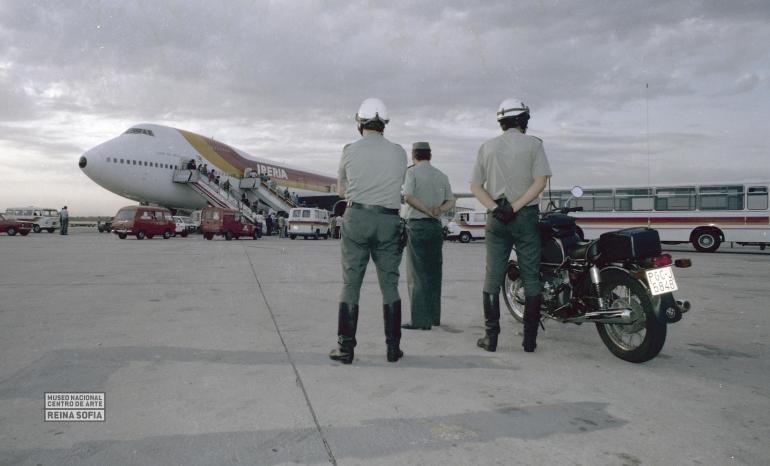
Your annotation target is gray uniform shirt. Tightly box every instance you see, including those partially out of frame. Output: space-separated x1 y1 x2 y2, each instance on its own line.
403 161 453 219
338 132 407 210
471 129 552 206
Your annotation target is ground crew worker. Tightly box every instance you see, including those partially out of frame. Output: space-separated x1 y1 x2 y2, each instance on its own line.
470 98 552 353
401 142 455 330
59 206 69 235
329 97 408 364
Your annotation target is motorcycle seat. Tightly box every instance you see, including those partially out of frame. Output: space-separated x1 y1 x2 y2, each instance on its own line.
568 239 600 261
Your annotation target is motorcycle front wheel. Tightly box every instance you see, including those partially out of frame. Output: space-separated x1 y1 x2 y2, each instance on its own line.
596 269 667 363
502 260 525 323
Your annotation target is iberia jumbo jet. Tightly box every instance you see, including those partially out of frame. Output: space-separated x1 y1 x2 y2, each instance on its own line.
78 123 339 211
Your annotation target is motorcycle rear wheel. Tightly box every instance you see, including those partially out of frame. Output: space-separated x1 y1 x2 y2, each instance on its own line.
502 261 525 323
595 269 666 363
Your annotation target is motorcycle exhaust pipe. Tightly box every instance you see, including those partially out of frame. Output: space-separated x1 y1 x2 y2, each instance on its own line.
565 308 633 324
676 300 691 314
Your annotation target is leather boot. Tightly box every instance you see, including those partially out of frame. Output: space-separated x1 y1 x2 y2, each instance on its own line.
477 292 500 352
383 301 404 362
522 295 543 353
329 303 359 364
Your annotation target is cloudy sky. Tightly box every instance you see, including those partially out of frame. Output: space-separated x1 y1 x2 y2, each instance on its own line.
1 0 768 215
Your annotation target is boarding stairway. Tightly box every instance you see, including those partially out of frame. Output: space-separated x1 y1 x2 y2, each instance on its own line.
173 170 295 222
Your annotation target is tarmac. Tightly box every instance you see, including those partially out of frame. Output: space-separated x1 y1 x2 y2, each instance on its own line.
0 229 768 465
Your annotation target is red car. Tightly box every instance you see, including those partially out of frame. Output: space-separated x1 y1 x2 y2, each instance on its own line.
201 207 261 240
0 213 34 236
111 206 176 240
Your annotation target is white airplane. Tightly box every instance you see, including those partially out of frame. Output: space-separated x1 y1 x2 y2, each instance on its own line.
78 123 339 211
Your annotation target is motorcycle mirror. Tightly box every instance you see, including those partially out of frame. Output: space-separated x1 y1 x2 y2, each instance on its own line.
571 186 584 198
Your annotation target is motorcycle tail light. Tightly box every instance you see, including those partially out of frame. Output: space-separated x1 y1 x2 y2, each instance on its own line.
649 254 672 268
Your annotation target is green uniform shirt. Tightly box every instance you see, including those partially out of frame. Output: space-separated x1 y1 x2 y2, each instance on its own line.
470 129 552 206
403 161 454 219
338 132 407 209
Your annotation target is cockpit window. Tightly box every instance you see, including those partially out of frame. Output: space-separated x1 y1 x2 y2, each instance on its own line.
123 128 155 137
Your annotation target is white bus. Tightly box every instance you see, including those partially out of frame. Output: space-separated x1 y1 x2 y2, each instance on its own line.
4 207 60 233
541 181 769 252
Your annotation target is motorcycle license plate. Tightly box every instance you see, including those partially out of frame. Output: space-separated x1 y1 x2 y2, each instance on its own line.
645 266 678 296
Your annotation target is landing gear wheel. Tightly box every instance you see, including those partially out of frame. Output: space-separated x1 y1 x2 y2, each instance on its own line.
502 260 525 323
692 230 721 253
595 269 667 363
459 231 472 243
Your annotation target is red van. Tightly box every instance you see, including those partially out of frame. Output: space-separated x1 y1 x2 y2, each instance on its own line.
111 206 176 240
0 213 34 236
201 207 261 240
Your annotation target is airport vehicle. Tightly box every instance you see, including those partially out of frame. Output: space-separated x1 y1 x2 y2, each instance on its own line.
97 218 113 233
111 206 176 240
541 181 770 252
78 124 339 213
0 213 34 236
172 216 197 237
287 207 330 239
446 211 487 243
4 207 59 233
503 187 692 363
200 207 261 240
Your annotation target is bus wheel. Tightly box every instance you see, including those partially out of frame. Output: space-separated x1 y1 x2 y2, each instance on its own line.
459 231 472 243
225 231 233 241
136 231 146 240
33 225 41 233
692 229 721 253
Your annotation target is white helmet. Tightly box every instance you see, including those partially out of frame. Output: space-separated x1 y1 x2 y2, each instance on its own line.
496 98 530 121
355 98 389 124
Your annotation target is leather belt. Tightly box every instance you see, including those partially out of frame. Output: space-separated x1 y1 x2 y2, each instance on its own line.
349 202 399 215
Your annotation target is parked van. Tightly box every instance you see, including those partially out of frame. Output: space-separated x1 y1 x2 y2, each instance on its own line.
0 213 34 236
111 206 176 240
446 211 487 243
4 207 59 233
200 206 261 241
287 207 330 240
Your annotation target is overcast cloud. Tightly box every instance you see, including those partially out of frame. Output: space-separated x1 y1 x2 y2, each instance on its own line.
1 0 768 215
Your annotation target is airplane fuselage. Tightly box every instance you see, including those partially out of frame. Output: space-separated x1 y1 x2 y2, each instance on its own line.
78 124 338 211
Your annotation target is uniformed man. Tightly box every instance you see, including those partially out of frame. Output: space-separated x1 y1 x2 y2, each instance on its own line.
470 98 552 353
329 98 408 364
401 142 455 330
59 206 69 235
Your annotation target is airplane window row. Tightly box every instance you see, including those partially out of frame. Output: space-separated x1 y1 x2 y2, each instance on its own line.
105 157 178 170
123 128 155 137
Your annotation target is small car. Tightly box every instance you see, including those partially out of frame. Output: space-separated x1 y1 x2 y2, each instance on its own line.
0 213 34 236
111 206 176 240
172 216 197 237
97 218 113 233
200 207 261 240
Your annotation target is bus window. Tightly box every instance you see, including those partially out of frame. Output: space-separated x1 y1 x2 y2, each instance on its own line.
575 190 613 211
471 213 486 222
699 185 744 210
302 210 311 218
615 188 653 211
655 187 696 211
459 213 469 222
747 186 768 210
292 210 301 218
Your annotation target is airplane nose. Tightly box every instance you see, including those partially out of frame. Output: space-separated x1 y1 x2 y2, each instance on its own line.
79 156 88 168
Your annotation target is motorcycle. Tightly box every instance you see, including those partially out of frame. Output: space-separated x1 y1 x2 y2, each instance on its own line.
503 187 692 363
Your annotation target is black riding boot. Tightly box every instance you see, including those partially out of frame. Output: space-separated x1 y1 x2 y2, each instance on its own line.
522 295 543 353
477 292 500 352
383 301 404 362
329 303 359 364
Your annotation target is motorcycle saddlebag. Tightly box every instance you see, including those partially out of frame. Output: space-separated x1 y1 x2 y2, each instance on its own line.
598 227 661 262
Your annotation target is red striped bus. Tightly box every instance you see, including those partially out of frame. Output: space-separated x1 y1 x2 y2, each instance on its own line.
541 181 769 252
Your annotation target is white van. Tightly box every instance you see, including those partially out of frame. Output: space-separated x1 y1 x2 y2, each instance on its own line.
5 207 59 233
288 207 330 239
446 211 487 243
